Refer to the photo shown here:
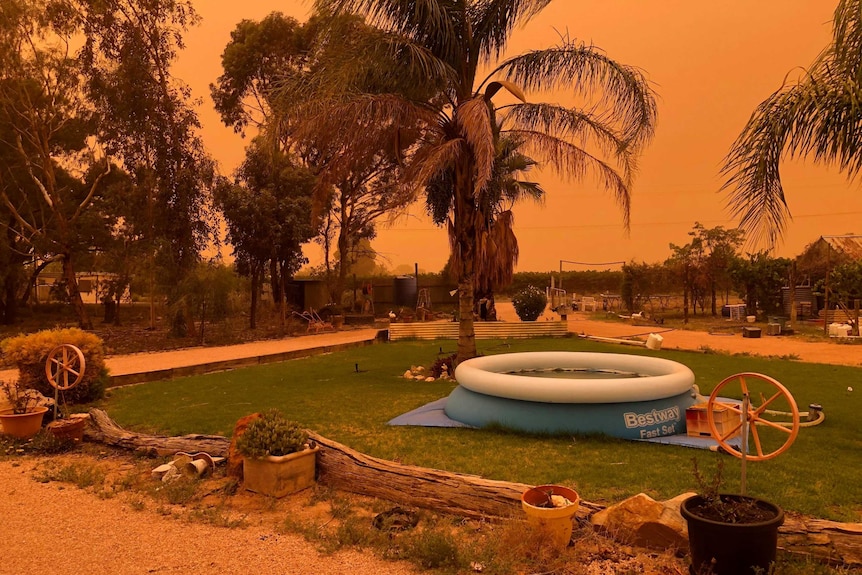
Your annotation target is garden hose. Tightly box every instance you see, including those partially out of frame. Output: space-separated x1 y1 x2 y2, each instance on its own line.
760 403 825 428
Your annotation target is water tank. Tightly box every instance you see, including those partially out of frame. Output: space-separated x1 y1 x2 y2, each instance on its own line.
782 286 816 317
393 275 417 307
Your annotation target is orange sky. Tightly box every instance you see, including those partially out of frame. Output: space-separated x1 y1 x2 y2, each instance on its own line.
176 1 862 273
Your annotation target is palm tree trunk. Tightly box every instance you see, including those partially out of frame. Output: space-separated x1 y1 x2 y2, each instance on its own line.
454 158 477 363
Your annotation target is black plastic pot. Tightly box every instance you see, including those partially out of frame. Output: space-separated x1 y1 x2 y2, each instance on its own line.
681 494 784 575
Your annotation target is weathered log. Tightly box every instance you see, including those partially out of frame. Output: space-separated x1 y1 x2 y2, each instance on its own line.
84 409 862 566
86 408 231 457
85 408 600 520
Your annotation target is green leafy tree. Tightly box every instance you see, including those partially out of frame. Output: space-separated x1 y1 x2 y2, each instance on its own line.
214 139 316 330
827 260 862 303
77 0 217 328
723 0 862 246
690 223 745 316
214 12 420 304
729 252 791 316
0 0 111 329
299 0 657 362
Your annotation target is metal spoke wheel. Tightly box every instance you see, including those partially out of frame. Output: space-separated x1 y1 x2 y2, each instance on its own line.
45 344 86 391
706 372 800 461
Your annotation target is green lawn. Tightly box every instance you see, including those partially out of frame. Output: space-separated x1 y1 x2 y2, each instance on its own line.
100 337 862 522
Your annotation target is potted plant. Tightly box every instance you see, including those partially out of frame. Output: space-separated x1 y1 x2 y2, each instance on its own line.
680 459 784 575
521 484 580 549
0 380 49 439
235 409 319 498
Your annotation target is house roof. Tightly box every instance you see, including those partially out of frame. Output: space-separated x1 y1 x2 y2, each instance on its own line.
822 235 862 260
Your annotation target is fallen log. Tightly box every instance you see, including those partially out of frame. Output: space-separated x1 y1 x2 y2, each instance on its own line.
85 408 600 520
84 409 862 566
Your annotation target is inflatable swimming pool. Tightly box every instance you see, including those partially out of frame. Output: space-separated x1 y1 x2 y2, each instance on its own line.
445 351 698 439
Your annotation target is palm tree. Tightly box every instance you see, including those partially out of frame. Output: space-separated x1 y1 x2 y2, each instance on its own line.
303 0 657 362
723 0 862 247
431 132 544 321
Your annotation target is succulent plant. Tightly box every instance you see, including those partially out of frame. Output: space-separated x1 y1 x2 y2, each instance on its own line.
235 409 309 458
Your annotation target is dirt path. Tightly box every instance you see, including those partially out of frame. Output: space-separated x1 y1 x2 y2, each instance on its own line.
566 315 862 367
0 456 420 575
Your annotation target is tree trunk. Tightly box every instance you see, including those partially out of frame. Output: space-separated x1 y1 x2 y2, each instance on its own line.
333 193 351 305
454 156 477 363
249 266 259 330
81 408 862 566
1 271 18 325
63 252 93 330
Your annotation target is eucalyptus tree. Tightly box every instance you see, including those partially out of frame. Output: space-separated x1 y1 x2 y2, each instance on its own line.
211 12 312 138
301 0 657 361
0 0 110 329
723 0 862 247
214 139 316 330
76 0 216 327
215 12 425 305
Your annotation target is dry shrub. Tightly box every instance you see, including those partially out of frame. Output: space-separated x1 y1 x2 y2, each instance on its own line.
1 328 108 403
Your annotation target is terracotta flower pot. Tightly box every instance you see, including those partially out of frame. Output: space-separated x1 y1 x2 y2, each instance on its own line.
242 445 320 498
0 406 48 439
46 415 88 442
521 484 580 549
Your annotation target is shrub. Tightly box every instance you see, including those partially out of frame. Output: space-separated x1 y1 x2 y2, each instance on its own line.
235 409 308 458
0 328 108 404
511 286 548 321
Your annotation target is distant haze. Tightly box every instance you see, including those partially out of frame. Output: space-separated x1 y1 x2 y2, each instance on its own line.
180 1 861 273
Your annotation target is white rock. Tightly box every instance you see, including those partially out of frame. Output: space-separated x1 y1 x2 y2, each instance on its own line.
403 370 413 379
424 377 435 382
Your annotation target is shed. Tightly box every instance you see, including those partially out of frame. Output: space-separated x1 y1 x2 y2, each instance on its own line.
796 234 862 330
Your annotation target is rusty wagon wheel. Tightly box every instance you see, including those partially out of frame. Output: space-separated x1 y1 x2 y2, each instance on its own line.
44 344 86 391
706 372 800 461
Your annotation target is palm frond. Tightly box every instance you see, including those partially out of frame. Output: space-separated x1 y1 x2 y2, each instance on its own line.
470 0 552 64
456 95 495 196
314 0 465 66
722 0 862 247
503 102 632 170
491 41 657 149
410 136 465 197
511 129 632 230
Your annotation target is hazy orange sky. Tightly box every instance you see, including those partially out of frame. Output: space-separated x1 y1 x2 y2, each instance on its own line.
176 1 862 274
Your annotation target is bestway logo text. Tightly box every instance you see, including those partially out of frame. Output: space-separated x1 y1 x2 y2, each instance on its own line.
623 406 681 428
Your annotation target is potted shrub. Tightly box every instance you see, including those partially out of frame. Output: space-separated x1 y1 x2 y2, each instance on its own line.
511 286 548 321
235 409 319 498
680 459 784 575
0 380 49 439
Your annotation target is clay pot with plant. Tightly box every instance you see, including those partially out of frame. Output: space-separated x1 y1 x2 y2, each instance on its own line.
235 409 319 498
680 373 802 575
681 459 784 575
0 380 49 439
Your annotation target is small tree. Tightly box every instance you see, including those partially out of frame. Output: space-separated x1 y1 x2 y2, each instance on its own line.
511 286 548 322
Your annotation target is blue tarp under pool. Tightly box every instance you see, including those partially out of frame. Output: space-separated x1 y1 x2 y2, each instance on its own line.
388 397 742 451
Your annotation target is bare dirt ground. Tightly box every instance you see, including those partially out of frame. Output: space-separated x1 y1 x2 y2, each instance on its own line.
567 314 862 367
0 452 424 575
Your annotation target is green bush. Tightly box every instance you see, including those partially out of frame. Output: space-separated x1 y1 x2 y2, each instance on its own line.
511 286 548 321
235 409 308 458
0 328 108 404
